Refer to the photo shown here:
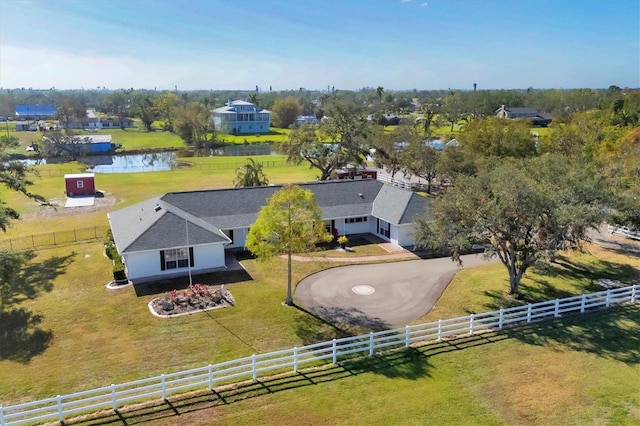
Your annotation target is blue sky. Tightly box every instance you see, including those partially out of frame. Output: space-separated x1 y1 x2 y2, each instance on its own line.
0 0 638 91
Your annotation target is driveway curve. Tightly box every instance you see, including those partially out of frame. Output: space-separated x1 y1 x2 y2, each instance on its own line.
295 254 494 329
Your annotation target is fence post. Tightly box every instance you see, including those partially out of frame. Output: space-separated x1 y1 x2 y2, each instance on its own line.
1 404 4 426
606 289 611 307
161 374 167 400
498 309 504 330
57 395 64 422
208 365 214 391
438 320 443 341
369 332 375 356
469 314 475 335
332 339 337 364
554 299 560 317
580 294 586 313
405 325 410 348
632 285 637 303
252 354 257 381
527 305 532 323
111 384 117 411
293 347 298 372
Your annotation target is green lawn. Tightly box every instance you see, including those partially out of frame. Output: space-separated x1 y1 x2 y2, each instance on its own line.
0 236 638 426
1 152 639 424
0 156 318 238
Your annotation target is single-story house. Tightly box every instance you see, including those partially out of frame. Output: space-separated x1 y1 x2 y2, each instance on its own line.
15 104 57 120
43 134 115 156
294 115 319 127
495 105 552 127
65 173 96 197
108 179 430 283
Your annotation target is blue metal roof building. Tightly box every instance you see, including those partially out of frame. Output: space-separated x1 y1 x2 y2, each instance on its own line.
15 104 57 120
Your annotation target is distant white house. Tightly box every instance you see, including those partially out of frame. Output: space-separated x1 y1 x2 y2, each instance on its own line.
212 100 271 135
496 105 552 126
294 115 319 127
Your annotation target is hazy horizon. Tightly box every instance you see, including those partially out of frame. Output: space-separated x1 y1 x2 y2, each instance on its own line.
1 0 638 92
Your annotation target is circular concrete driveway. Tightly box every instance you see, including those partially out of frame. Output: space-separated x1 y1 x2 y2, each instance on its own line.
295 254 493 329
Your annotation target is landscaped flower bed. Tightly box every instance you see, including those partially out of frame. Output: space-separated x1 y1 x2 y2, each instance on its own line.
149 284 234 317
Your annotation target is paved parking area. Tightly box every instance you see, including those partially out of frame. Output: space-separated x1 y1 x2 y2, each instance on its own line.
295 254 494 329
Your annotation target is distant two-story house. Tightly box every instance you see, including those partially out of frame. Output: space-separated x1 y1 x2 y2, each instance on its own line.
212 100 271 135
496 105 552 127
107 179 430 283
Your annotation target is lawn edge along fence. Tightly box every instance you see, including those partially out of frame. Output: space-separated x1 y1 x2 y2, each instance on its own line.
1 285 638 426
0 226 110 251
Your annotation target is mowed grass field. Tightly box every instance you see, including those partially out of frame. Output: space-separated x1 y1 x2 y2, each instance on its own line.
0 157 639 424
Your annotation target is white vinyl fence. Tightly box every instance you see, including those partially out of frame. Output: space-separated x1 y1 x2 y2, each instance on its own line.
1 285 638 426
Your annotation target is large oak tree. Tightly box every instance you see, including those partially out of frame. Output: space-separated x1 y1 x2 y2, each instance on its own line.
414 156 610 294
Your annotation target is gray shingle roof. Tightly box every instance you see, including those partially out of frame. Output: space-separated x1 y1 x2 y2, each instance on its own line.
109 179 426 253
372 185 430 225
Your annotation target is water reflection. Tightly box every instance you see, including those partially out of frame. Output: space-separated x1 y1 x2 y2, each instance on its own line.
17 143 278 173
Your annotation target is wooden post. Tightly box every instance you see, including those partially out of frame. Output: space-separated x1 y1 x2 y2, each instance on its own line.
580 294 586 313
293 347 299 372
469 314 475 335
332 339 337 364
554 299 560 317
527 305 532 323
437 320 443 341
498 309 504 330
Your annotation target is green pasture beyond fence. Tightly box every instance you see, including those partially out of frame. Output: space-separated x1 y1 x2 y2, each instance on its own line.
0 226 110 251
32 160 290 177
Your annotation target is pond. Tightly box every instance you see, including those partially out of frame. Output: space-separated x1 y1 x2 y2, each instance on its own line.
17 143 279 173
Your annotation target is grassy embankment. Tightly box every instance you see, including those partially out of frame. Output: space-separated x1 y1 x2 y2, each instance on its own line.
0 239 638 425
0 124 638 424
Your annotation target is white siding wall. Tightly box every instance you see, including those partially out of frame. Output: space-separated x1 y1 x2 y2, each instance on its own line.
224 228 249 249
395 224 416 247
123 243 226 282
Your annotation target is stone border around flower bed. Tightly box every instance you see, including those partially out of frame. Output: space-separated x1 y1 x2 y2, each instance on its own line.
148 299 232 318
147 285 236 318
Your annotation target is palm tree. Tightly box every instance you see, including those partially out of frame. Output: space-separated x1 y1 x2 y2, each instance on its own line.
247 93 260 107
234 158 269 187
376 86 384 103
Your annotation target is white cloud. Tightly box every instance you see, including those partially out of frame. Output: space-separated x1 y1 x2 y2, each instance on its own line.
421 2 429 6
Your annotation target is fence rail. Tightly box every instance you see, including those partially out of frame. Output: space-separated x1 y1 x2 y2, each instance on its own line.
0 226 109 251
1 285 638 425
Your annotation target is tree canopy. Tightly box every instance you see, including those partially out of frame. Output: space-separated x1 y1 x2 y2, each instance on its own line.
271 97 302 128
245 185 331 305
234 158 269 187
414 156 610 294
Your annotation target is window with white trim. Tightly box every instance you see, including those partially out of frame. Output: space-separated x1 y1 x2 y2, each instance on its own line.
160 247 193 271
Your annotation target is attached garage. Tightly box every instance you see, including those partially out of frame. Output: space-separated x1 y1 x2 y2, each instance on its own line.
65 173 96 197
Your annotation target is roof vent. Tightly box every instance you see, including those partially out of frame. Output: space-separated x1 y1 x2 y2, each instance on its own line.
358 193 364 198
154 204 162 212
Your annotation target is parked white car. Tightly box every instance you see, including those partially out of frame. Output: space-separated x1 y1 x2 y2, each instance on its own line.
608 225 640 241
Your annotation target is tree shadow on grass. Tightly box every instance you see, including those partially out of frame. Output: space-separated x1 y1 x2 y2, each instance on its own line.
0 252 73 362
133 269 253 297
2 251 75 306
503 305 640 365
295 305 391 346
0 308 53 363
480 255 640 312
